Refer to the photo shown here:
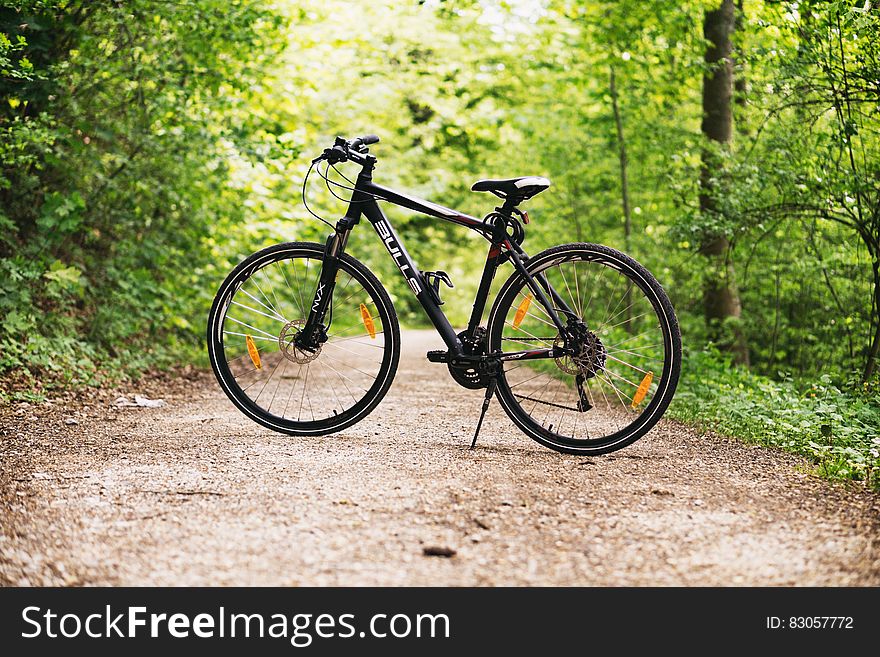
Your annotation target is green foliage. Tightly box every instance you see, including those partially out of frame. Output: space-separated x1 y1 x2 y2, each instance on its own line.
680 0 880 380
669 348 880 489
0 0 286 390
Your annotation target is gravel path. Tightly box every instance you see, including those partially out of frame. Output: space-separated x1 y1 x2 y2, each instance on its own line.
1 330 879 586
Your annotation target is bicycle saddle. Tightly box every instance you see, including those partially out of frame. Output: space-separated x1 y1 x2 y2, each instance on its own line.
471 176 551 202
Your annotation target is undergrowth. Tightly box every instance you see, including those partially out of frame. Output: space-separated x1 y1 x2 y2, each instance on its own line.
668 348 880 490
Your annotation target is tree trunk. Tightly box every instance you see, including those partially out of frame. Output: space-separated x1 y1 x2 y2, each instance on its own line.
609 65 633 332
864 258 880 382
609 65 632 251
700 0 749 365
733 0 748 129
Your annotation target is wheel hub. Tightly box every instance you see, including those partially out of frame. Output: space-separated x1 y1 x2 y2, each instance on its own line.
279 319 321 364
555 325 606 378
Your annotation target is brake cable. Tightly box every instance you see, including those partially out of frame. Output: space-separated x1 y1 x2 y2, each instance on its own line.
301 160 335 230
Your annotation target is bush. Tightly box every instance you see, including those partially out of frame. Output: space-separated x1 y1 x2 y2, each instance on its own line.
669 348 880 489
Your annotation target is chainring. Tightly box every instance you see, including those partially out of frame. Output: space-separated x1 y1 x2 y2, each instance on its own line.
448 327 491 389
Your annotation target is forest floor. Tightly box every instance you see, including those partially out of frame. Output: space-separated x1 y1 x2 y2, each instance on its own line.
1 330 879 586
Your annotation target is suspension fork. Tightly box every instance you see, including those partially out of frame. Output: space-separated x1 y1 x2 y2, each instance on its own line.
299 225 351 349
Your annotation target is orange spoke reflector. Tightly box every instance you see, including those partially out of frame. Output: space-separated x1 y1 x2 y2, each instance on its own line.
631 371 654 408
513 294 532 329
360 303 376 339
245 335 262 370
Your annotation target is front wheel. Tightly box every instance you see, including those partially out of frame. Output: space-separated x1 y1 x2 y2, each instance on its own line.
207 241 400 435
487 243 681 455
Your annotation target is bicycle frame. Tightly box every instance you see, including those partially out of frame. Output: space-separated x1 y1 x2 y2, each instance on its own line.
302 155 577 362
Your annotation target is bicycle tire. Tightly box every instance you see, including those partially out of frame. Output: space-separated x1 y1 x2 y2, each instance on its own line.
487 242 681 454
207 241 400 435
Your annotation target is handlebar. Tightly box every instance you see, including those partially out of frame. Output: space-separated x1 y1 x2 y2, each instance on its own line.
313 134 380 165
349 134 379 149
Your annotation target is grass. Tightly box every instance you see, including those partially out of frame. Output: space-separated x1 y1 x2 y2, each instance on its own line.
668 348 880 490
0 337 204 404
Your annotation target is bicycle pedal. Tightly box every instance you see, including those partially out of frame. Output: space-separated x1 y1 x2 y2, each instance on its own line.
426 350 449 363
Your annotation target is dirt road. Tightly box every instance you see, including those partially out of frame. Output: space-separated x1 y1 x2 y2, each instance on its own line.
1 330 878 586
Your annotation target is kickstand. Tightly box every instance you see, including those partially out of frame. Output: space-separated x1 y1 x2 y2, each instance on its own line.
470 378 498 450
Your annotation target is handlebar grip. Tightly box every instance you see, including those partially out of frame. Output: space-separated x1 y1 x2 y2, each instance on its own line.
349 134 379 149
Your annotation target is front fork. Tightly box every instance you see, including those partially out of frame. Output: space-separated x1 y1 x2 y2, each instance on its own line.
298 228 350 350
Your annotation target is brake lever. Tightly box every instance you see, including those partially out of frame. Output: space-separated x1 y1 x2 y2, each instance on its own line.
315 145 348 165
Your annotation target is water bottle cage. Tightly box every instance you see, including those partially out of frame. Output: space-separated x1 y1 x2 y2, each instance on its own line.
422 270 454 306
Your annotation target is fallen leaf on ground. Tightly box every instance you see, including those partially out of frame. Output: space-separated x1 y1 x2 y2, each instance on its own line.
114 395 166 408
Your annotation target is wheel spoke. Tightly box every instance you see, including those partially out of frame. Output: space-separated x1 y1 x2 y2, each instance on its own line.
297 363 310 421
250 273 284 321
601 366 640 391
223 330 275 342
328 334 386 348
605 353 651 374
238 288 288 322
231 300 289 324
504 320 555 344
288 257 309 317
276 261 302 318
224 317 277 340
556 264 581 318
252 352 286 404
318 356 367 398
281 364 310 419
320 350 382 381
599 309 652 333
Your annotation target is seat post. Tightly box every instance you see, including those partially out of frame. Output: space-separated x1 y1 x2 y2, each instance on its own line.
497 197 519 217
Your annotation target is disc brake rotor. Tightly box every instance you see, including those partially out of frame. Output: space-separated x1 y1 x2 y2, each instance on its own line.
279 319 321 364
554 335 581 375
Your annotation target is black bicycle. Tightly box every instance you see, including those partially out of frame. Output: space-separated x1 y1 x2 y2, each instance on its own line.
207 135 681 454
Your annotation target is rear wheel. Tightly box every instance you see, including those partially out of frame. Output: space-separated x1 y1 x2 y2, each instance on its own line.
488 243 681 454
207 242 400 435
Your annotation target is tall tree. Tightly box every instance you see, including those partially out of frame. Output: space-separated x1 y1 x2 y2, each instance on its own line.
733 0 748 124
698 0 749 365
782 2 880 381
609 63 633 331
